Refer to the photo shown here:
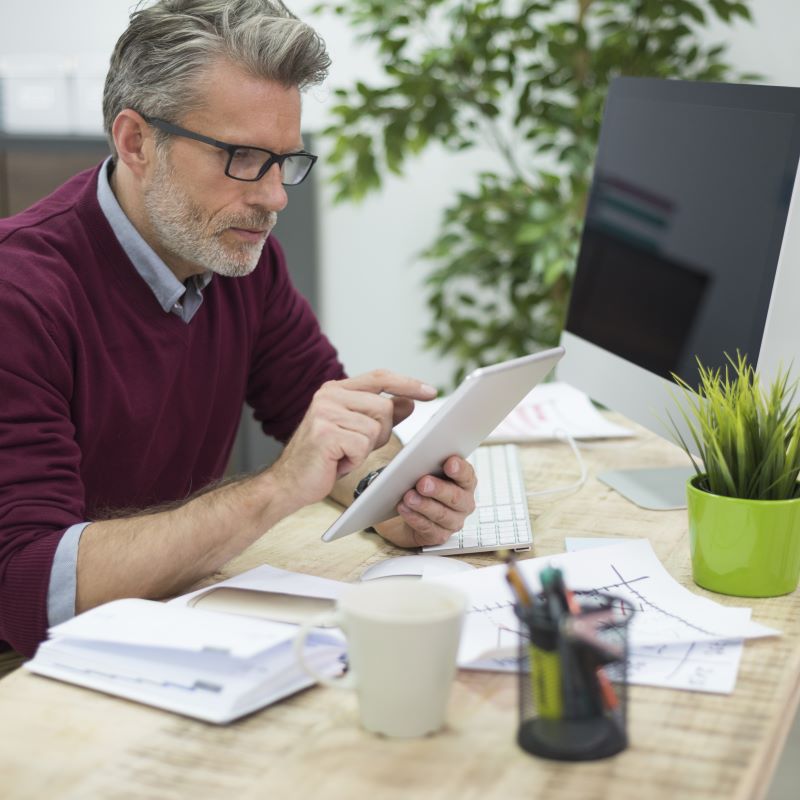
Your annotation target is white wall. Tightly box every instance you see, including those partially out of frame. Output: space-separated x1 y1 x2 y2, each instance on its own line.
0 1 130 56
2 0 800 385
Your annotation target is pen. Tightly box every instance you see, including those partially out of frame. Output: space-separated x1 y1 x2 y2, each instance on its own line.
561 582 620 714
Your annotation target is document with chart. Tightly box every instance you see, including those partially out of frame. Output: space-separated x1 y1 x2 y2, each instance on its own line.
435 539 779 694
561 538 750 694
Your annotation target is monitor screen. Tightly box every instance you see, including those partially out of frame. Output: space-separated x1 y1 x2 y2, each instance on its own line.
566 78 800 389
558 78 800 508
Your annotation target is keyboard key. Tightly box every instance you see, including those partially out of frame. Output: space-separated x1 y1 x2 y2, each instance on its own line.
496 505 513 521
479 507 495 523
422 444 532 555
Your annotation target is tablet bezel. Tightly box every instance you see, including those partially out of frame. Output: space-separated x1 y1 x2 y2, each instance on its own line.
321 346 565 543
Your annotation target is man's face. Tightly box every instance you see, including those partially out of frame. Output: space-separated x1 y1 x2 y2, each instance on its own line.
141 60 302 279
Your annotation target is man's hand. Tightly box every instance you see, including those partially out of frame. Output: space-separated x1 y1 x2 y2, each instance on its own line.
271 370 437 512
374 455 477 548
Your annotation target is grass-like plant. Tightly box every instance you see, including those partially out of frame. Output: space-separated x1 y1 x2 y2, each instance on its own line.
670 353 800 500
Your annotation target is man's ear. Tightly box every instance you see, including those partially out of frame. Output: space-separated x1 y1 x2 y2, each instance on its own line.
112 110 153 178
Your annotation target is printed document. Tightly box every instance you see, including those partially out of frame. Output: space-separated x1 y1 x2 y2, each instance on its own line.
432 539 778 671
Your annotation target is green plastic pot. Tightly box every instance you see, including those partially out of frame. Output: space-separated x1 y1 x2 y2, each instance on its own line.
686 476 800 597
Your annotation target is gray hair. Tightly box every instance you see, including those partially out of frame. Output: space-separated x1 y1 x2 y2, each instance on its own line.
102 0 330 157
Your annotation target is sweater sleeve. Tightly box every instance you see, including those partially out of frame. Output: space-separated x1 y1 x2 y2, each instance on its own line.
246 238 346 443
0 282 86 656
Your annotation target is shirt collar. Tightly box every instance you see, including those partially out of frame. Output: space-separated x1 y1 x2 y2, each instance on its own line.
96 158 213 320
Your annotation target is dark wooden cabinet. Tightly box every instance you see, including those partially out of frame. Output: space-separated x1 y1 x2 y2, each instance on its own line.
0 134 110 217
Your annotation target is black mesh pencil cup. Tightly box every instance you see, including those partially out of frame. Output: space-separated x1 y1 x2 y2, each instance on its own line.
515 592 634 761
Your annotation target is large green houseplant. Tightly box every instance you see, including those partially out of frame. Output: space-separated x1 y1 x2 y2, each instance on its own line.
316 0 756 385
670 354 800 597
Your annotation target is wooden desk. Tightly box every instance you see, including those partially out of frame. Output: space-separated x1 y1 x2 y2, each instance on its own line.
2 422 798 800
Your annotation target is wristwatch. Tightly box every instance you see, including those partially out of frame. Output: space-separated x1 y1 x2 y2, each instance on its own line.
353 467 386 500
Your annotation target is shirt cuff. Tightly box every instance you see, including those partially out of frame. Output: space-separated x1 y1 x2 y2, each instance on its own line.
47 522 91 627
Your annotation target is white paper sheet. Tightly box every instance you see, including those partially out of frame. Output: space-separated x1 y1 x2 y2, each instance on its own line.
561 537 748 694
625 638 745 694
170 563 347 608
47 598 302 659
462 637 745 695
564 536 642 552
394 382 633 444
432 539 779 667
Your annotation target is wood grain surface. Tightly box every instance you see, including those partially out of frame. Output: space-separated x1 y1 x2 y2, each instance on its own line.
2 418 797 800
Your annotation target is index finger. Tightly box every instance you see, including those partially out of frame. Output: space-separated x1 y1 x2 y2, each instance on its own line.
341 369 437 401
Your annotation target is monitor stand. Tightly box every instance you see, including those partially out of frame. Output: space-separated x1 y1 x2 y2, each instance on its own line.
597 466 696 511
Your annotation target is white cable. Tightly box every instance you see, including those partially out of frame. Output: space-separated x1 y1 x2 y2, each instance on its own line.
526 428 589 498
576 438 641 450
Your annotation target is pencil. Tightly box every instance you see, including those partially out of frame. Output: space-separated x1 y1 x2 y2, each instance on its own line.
505 563 533 607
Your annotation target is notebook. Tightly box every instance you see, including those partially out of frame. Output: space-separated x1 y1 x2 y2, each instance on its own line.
25 597 345 724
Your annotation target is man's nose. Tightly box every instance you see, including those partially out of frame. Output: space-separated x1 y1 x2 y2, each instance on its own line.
246 163 288 212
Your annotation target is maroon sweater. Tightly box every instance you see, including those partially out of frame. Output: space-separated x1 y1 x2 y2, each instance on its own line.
0 166 345 656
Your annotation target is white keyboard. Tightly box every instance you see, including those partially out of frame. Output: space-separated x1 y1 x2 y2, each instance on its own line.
422 444 532 556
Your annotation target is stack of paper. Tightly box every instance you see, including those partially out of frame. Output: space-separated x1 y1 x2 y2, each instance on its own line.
26 598 345 723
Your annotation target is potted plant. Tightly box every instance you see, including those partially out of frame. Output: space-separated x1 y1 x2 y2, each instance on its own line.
670 353 800 597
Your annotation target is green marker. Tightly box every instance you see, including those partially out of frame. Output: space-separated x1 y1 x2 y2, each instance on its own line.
527 595 563 720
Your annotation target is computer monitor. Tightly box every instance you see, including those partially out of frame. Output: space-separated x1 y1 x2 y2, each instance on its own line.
557 77 800 509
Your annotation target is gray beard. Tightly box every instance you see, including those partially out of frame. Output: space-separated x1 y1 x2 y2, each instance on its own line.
143 156 277 277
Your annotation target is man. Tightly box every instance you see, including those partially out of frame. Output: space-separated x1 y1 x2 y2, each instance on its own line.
0 0 476 664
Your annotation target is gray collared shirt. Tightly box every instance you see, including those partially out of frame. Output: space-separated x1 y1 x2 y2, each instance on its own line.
96 157 213 321
47 158 214 627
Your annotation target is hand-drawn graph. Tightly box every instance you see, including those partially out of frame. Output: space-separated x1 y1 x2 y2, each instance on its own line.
463 597 746 695
625 639 744 693
465 560 743 648
449 540 766 693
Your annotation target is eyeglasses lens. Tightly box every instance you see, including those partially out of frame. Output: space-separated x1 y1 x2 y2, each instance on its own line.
281 155 313 185
227 148 313 185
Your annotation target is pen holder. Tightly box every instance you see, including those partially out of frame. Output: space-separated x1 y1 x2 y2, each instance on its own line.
515 592 634 761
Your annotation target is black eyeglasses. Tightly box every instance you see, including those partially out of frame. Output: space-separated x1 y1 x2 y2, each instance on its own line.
141 115 317 186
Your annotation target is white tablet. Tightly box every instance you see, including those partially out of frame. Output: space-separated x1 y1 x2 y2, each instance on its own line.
321 346 565 542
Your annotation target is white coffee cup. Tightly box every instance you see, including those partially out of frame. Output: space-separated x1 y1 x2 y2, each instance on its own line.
294 579 467 738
